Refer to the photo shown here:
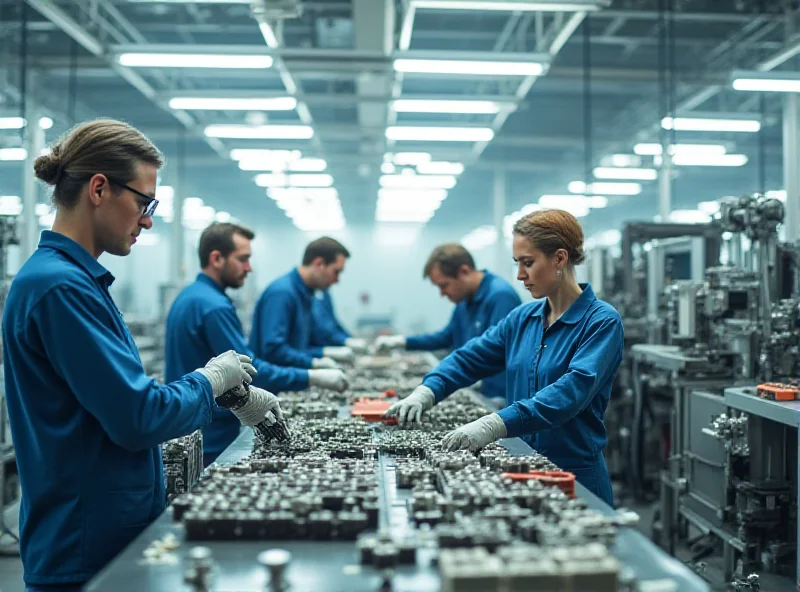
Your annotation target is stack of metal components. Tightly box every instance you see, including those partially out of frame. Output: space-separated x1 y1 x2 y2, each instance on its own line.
162 429 203 500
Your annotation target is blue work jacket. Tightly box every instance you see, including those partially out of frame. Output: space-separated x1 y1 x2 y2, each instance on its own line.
311 290 349 347
422 284 623 471
249 268 323 368
2 231 214 586
407 270 521 398
165 273 309 462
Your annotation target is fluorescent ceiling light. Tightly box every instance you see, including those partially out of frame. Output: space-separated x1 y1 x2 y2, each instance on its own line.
462 225 498 251
118 53 273 69
394 58 543 76
381 162 396 174
602 154 641 168
392 99 505 114
732 70 800 93
766 189 787 201
38 117 53 130
416 161 464 175
593 167 657 181
392 152 431 165
671 154 748 167
168 97 297 111
0 195 22 216
205 125 314 139
238 158 327 172
379 174 457 189
255 173 334 187
0 117 25 130
661 116 760 133
412 1 609 11
0 148 27 161
386 126 494 142
585 229 622 249
634 143 727 156
568 181 641 196
230 149 301 161
378 194 445 209
668 209 711 224
698 201 721 215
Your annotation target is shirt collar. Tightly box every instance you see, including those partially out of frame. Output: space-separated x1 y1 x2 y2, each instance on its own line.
290 267 315 301
197 272 227 296
467 270 492 306
532 283 597 325
38 230 115 286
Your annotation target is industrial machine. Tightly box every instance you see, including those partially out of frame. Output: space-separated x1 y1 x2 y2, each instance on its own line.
645 195 800 590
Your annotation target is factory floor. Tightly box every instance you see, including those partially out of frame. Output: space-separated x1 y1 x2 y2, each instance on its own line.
0 504 21 592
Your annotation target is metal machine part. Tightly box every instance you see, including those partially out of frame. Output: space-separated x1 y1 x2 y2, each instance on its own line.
258 548 292 592
183 546 215 592
163 429 203 501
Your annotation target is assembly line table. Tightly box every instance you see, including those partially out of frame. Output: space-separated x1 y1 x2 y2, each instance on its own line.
87 428 710 592
725 386 800 589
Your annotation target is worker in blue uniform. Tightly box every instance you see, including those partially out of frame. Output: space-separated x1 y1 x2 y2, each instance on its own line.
386 210 623 507
250 236 361 368
166 223 349 466
1 120 284 591
311 289 367 353
375 243 521 400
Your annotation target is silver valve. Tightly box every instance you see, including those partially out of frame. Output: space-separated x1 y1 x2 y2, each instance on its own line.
259 548 292 592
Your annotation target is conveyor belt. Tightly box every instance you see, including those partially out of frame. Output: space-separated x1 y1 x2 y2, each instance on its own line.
87 428 710 591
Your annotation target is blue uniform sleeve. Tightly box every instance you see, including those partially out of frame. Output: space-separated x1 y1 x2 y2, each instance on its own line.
488 291 522 326
255 290 317 368
406 309 458 351
421 316 509 401
310 300 349 348
497 315 624 438
204 307 309 392
37 286 214 452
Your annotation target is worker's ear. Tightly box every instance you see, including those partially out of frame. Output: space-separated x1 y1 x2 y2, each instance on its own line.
209 249 225 268
554 248 568 268
311 256 326 268
457 264 471 279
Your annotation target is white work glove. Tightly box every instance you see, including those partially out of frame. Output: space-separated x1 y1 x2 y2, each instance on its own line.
323 346 354 362
230 386 284 427
441 413 508 452
308 369 349 392
196 350 257 397
312 356 340 370
344 338 368 354
384 385 435 428
375 335 406 352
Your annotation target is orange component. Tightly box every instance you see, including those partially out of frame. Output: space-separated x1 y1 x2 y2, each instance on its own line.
757 383 799 401
501 470 577 499
351 399 395 423
383 389 397 398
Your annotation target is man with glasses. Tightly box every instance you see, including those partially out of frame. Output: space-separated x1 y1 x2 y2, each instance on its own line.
250 237 357 369
2 120 281 591
166 223 349 466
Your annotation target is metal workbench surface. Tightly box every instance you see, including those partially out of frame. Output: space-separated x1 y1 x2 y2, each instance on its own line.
88 430 710 592
630 344 713 373
725 386 800 427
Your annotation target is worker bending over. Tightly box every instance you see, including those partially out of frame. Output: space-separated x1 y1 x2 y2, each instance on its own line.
386 210 623 507
2 119 282 591
250 237 358 369
166 223 348 466
376 244 521 400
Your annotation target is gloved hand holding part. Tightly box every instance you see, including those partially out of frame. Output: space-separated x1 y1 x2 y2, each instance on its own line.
230 386 284 427
441 413 507 452
323 346 354 362
196 350 257 397
383 385 435 428
344 338 368 354
308 369 349 392
312 356 340 370
374 335 406 353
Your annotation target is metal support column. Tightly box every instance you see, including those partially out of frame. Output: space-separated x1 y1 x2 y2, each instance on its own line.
171 182 185 288
783 93 800 244
21 116 44 261
493 169 507 278
659 154 672 222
